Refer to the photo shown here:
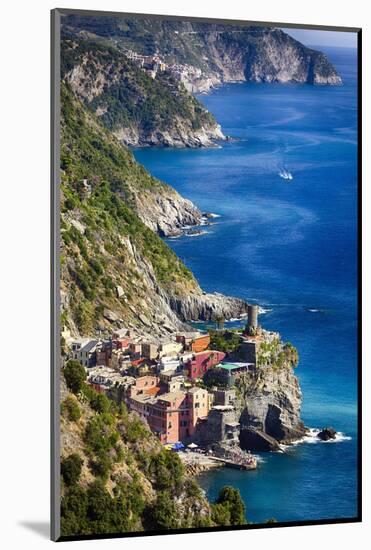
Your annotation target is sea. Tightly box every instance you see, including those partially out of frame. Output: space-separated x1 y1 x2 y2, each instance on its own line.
133 46 359 524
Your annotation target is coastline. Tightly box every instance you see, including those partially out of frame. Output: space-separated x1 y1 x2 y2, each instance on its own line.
133 55 358 521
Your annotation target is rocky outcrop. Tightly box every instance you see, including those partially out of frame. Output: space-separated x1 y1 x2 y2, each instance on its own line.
317 427 337 441
131 188 203 237
239 427 281 452
241 29 342 85
169 292 248 322
236 362 307 450
114 119 225 148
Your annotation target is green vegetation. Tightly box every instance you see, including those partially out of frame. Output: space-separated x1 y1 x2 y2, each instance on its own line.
211 486 246 526
61 39 217 138
61 380 247 537
209 329 242 354
149 449 184 495
257 338 299 370
61 454 83 486
203 367 229 389
61 396 81 422
89 392 112 414
63 360 87 394
60 84 198 334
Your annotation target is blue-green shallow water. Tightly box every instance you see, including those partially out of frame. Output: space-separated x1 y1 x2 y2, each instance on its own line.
133 46 358 523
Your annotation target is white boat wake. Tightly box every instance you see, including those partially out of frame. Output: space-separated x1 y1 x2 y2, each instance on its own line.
278 169 293 180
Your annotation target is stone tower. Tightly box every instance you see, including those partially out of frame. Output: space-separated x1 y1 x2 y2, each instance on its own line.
246 304 259 335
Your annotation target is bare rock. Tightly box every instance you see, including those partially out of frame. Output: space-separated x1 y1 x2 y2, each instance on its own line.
317 427 337 441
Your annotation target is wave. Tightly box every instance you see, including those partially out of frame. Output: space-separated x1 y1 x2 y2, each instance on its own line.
207 213 221 219
185 230 209 237
281 428 351 450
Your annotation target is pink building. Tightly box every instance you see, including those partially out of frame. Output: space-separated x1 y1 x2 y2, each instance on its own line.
186 350 226 380
127 387 210 444
129 375 159 398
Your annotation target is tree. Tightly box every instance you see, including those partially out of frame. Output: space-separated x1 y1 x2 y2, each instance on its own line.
146 491 179 530
64 360 86 394
203 367 229 389
90 392 110 414
211 502 231 526
150 450 184 494
61 486 88 536
61 453 83 486
215 486 246 525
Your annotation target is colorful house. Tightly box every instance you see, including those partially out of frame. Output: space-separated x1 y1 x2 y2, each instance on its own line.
186 350 226 380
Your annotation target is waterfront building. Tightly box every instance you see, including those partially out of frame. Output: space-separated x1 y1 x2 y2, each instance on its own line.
194 405 240 448
127 386 210 445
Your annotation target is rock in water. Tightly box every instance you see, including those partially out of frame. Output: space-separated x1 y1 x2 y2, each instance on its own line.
317 427 337 441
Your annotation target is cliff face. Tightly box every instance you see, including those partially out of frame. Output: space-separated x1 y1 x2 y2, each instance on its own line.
60 85 247 338
235 342 306 451
238 365 306 445
62 17 342 93
169 293 248 322
61 39 224 148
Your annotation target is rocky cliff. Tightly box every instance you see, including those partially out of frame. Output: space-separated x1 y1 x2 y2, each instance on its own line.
169 292 248 322
61 38 225 148
236 341 306 451
62 17 342 93
60 84 247 338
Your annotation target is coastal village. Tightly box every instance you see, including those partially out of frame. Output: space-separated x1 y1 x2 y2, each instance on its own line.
62 305 278 471
124 48 209 92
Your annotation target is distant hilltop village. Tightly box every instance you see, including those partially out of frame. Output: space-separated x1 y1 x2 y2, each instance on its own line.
124 48 205 92
62 305 297 456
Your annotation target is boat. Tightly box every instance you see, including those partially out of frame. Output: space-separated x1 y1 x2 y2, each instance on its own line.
279 169 293 180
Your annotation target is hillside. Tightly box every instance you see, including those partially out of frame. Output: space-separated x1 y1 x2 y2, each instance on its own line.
60 371 246 537
61 37 224 147
61 16 342 93
60 84 247 337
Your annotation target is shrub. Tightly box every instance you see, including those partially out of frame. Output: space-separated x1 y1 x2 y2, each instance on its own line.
149 450 184 494
61 486 88 536
146 491 179 530
61 396 81 422
211 502 231 526
90 392 111 414
214 486 246 526
61 454 83 486
63 360 86 394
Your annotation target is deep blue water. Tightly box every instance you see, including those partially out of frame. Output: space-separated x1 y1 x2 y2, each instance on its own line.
133 46 359 523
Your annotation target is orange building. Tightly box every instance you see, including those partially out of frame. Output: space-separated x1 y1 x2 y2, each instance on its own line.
176 332 211 353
